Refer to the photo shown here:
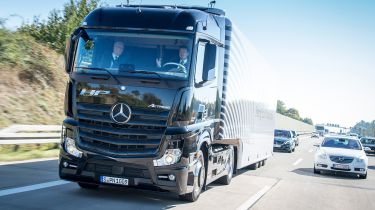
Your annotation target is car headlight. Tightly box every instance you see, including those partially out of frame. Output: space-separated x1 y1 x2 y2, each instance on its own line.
318 153 327 159
64 137 83 158
153 149 182 166
356 156 366 163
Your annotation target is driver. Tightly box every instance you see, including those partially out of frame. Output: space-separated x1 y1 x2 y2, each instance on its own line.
156 46 190 72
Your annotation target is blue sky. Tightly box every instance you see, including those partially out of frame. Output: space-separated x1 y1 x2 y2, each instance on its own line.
1 0 374 127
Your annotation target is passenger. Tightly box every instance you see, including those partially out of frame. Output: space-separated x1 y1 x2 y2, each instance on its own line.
156 46 190 72
100 41 126 69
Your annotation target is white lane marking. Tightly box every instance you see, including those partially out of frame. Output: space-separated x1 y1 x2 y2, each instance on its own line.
308 148 314 153
236 185 272 210
0 157 58 166
293 158 303 166
0 180 70 197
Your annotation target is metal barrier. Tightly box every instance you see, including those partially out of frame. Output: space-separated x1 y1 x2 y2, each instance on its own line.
0 125 61 144
0 121 313 145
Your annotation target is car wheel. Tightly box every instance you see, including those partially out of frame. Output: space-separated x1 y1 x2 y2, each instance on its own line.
78 182 99 189
179 150 205 202
313 167 320 174
359 173 367 179
217 146 234 185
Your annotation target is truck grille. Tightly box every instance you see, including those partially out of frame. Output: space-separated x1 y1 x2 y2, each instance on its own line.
76 103 169 158
329 156 354 164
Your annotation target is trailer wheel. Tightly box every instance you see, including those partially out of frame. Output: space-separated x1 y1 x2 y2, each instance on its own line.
179 150 205 202
261 159 266 166
249 163 257 170
78 182 99 189
217 146 234 185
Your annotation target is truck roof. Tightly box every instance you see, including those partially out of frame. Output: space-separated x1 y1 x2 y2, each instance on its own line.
82 5 225 36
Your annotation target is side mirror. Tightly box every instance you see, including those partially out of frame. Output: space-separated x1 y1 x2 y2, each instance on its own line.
64 37 73 73
364 147 371 152
202 43 217 82
65 28 86 74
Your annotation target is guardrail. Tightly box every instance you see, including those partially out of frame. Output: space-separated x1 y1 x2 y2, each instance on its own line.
0 125 61 144
0 124 313 145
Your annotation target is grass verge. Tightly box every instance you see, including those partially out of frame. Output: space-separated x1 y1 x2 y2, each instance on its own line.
0 143 59 162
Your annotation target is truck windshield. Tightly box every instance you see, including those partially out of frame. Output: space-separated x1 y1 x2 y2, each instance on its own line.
73 29 193 80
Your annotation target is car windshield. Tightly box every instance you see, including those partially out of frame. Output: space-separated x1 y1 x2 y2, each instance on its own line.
321 138 362 150
275 137 289 142
361 138 375 144
73 29 193 80
274 130 291 138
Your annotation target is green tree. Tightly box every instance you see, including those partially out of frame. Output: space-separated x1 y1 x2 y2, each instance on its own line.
19 0 99 53
302 118 313 125
276 100 287 114
284 108 301 121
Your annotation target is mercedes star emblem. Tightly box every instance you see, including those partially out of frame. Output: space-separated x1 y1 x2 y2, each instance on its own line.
110 103 132 124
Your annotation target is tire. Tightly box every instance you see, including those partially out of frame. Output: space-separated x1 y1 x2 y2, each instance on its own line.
292 147 296 152
179 150 206 202
249 162 257 170
217 146 234 185
78 182 99 189
261 159 266 166
313 167 321 174
288 148 292 153
359 173 367 179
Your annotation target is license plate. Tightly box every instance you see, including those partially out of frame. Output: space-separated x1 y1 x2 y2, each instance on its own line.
100 176 129 186
333 164 350 170
274 144 281 148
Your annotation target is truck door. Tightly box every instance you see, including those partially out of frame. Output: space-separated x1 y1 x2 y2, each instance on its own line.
193 40 219 125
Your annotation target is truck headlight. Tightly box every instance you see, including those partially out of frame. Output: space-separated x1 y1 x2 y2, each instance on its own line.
153 149 182 166
64 137 82 158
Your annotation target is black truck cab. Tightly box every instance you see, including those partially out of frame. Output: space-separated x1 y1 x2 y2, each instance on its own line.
60 5 234 201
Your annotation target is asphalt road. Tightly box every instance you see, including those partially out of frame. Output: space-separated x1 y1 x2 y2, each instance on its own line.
1 136 374 210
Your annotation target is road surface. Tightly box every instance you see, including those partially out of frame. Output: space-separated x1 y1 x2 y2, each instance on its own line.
1 136 374 210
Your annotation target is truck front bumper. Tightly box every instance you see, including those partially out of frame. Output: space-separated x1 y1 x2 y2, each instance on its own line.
59 150 198 195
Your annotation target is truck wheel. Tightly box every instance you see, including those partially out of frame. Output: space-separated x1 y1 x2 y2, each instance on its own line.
179 150 205 202
217 146 234 185
78 182 99 189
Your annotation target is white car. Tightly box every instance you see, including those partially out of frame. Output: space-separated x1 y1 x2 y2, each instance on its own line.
314 136 369 179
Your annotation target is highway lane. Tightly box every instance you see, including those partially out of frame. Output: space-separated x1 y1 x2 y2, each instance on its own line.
0 136 374 210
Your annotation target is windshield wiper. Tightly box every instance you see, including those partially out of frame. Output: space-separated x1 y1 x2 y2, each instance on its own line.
126 70 162 79
76 66 121 85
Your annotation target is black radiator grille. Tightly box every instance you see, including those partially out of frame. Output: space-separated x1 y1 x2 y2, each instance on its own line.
76 103 169 158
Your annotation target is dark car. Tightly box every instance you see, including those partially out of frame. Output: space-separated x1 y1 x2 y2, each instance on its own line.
273 137 296 153
275 129 298 146
311 132 320 138
360 137 375 154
